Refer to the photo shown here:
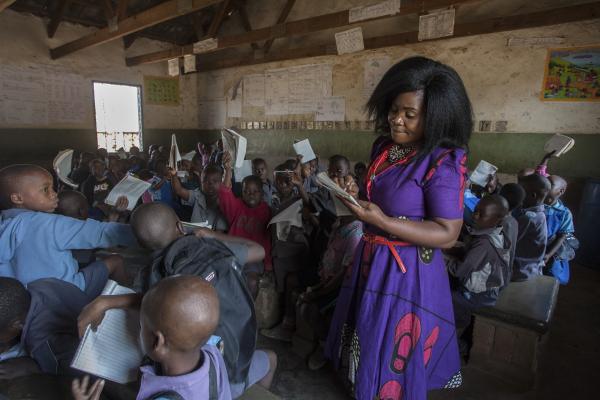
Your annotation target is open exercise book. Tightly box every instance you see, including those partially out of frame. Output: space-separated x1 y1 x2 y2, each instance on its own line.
53 149 78 189
105 174 152 211
71 280 143 384
268 199 303 241
315 172 361 208
469 160 498 187
293 139 317 163
221 128 247 169
544 134 574 157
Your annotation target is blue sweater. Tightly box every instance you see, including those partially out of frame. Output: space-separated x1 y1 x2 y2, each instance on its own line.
0 208 138 290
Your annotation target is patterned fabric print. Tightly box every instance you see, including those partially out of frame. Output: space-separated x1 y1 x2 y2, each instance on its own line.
423 326 440 367
443 371 463 389
390 313 421 374
337 324 361 397
378 380 403 400
418 247 434 264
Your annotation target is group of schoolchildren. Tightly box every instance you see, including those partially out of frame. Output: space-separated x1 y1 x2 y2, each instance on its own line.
0 140 576 398
447 151 577 349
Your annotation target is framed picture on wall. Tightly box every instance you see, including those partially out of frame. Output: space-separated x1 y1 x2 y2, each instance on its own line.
541 46 600 102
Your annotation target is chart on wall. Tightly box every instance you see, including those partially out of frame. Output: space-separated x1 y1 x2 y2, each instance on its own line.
0 64 90 126
541 46 600 101
144 76 180 106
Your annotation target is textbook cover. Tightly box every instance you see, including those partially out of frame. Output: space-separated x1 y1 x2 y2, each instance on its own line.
315 172 361 207
544 134 574 157
221 128 247 169
105 174 151 210
469 160 498 187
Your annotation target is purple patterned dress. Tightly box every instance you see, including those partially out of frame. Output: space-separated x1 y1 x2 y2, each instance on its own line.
325 140 467 400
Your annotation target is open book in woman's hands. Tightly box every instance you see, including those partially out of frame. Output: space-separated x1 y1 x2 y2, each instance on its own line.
315 172 361 207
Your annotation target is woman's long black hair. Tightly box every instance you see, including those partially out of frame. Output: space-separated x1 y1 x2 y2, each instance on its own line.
366 56 473 159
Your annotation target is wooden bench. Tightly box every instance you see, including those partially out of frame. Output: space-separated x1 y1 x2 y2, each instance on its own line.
469 275 559 388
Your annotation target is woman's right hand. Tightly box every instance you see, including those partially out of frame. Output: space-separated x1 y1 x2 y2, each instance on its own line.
333 175 359 199
339 197 387 227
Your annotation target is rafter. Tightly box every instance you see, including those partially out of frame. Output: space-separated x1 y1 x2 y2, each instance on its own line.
47 0 71 38
49 0 222 59
206 0 231 37
193 1 600 72
263 0 295 54
125 0 474 66
236 0 259 50
0 0 16 13
101 0 115 22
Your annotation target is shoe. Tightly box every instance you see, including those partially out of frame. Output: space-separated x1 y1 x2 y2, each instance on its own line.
308 347 327 370
260 324 294 342
390 312 421 374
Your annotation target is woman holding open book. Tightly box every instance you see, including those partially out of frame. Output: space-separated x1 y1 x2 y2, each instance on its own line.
326 57 472 400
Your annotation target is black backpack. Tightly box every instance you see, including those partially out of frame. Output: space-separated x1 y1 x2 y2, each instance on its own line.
135 234 257 390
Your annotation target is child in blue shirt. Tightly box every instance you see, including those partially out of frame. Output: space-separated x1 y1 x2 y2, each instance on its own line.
543 175 576 284
512 174 550 281
0 164 137 290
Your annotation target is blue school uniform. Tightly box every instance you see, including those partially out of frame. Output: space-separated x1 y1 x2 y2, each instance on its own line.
544 200 575 284
0 208 137 290
463 188 480 226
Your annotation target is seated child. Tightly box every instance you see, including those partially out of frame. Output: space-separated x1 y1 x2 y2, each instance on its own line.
73 276 235 400
0 164 136 290
81 159 113 220
0 263 110 377
354 161 367 200
499 183 525 276
78 202 276 398
170 164 228 231
220 152 272 298
69 151 94 185
252 158 276 207
543 175 576 284
56 190 89 220
512 173 550 281
447 195 512 333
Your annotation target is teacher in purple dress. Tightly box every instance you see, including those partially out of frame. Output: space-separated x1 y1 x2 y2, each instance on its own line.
326 56 472 400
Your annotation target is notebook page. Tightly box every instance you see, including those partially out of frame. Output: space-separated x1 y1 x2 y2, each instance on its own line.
315 172 361 207
293 139 316 163
221 128 247 169
105 174 151 210
71 281 143 384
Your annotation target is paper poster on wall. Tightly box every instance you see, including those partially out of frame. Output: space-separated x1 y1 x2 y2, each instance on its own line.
418 8 455 41
288 64 332 114
198 100 226 129
364 56 391 98
243 74 265 107
0 64 49 125
265 68 289 115
168 58 180 76
144 76 180 106
46 68 88 125
227 81 242 118
315 97 345 121
541 46 600 101
183 55 196 73
335 27 365 55
193 38 219 54
349 0 401 23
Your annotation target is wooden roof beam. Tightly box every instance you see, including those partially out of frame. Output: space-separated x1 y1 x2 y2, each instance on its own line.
194 1 600 72
0 0 16 13
206 0 231 37
236 0 259 50
125 0 474 66
49 0 222 59
47 0 71 38
263 0 295 54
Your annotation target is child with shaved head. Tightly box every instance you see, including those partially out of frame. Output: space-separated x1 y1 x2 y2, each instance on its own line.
543 175 576 284
512 173 551 281
72 276 232 399
447 195 512 333
0 164 137 290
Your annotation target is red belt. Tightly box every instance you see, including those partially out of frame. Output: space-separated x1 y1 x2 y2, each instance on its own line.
362 233 411 273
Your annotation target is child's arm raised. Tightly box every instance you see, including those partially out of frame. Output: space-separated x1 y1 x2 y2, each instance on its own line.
222 151 233 189
168 168 192 201
292 171 310 206
77 293 142 338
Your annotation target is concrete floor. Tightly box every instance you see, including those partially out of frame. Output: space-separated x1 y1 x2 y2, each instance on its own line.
1 264 598 399
265 263 600 400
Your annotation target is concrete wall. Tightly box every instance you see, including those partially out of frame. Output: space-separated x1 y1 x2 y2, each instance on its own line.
0 9 200 165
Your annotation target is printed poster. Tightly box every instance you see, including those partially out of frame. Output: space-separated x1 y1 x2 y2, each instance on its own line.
541 46 600 101
144 76 180 106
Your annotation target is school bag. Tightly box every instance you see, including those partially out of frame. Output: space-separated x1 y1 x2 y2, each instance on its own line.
144 358 218 400
134 234 257 391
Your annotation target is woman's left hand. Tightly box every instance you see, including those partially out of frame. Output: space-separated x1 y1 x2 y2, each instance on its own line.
339 197 386 227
